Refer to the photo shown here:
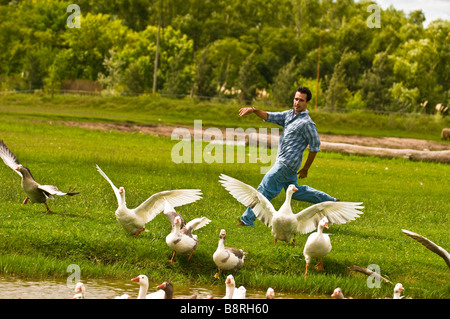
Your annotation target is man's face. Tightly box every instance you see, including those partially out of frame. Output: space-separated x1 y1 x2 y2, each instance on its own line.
293 92 309 113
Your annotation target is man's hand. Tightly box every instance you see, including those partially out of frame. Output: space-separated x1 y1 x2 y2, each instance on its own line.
298 151 317 179
239 107 255 117
298 167 309 178
239 107 269 121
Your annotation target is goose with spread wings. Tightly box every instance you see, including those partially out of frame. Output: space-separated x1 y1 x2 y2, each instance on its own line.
164 201 211 263
0 140 79 213
96 164 202 237
219 173 364 246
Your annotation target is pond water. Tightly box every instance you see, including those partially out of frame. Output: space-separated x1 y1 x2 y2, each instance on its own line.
0 277 325 299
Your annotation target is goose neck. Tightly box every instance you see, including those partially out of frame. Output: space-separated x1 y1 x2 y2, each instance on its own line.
137 284 148 299
217 238 225 249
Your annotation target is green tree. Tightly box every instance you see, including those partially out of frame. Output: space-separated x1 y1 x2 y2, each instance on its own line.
62 13 132 80
324 51 350 110
97 49 125 94
237 50 261 104
360 48 394 112
270 56 299 107
193 48 217 98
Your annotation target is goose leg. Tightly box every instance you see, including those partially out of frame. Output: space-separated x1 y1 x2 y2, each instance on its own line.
213 269 221 279
187 247 197 261
273 239 277 246
315 258 325 271
304 263 309 278
22 197 29 205
169 251 176 264
292 234 296 247
45 202 52 213
135 228 145 237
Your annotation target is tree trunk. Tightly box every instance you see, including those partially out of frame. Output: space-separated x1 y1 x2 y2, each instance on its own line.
153 18 161 94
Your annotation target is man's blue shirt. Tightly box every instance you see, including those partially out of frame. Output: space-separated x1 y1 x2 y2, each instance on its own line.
265 109 320 173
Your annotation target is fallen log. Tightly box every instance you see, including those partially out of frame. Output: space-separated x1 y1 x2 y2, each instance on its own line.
320 142 450 163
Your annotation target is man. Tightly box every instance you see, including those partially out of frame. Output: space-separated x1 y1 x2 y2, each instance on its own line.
238 86 338 227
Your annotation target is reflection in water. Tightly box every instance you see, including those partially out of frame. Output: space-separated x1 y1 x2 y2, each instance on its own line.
0 277 323 299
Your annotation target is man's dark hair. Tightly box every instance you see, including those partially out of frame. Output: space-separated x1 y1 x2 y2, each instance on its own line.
296 86 312 102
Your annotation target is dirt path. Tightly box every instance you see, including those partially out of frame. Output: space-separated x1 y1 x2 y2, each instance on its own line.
59 120 450 162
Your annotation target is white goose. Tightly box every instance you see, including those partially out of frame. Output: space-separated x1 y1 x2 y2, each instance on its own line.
73 282 86 299
303 217 332 278
96 164 202 237
331 287 352 299
131 275 174 299
219 174 364 246
164 201 211 263
223 274 246 299
213 229 245 278
266 287 275 299
392 283 405 299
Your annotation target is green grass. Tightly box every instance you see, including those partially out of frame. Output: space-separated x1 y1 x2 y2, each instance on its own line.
1 93 449 141
0 95 449 299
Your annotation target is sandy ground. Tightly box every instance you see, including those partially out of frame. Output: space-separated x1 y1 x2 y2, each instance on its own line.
59 121 449 150
44 121 450 163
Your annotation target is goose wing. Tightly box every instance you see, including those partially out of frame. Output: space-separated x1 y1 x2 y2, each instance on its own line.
0 140 22 177
219 174 276 227
185 216 211 233
402 229 450 268
38 185 79 197
134 189 202 224
163 200 186 228
295 201 364 234
225 247 245 259
96 164 121 205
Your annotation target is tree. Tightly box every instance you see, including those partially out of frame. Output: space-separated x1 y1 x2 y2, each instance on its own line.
207 37 249 97
360 48 394 111
97 49 125 94
62 13 132 81
270 56 299 107
324 51 350 110
162 50 194 97
193 48 216 98
238 50 261 104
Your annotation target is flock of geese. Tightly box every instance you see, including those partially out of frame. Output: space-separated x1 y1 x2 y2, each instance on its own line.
1 139 449 299
71 276 407 299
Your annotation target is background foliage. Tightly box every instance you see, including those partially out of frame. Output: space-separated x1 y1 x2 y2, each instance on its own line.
0 0 449 114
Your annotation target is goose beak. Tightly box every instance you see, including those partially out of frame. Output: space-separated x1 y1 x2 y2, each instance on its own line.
157 282 166 289
324 222 329 229
293 186 298 191
131 277 140 282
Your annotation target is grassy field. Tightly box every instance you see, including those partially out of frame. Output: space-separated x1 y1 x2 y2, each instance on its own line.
1 93 449 141
0 93 449 299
